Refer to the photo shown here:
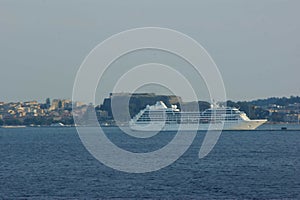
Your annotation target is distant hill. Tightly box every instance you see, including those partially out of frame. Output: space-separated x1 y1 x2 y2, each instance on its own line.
248 96 300 107
95 93 300 123
227 96 300 121
97 93 182 122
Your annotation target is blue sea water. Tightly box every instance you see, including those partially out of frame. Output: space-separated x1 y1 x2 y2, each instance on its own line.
0 127 299 199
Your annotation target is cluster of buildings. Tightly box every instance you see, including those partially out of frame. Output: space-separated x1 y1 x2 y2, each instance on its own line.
266 103 300 123
0 99 87 126
0 101 43 118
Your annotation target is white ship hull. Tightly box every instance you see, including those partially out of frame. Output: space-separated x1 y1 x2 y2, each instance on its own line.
130 101 267 131
130 119 267 131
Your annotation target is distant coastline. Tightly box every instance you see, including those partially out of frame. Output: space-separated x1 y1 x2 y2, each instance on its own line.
0 93 300 127
2 123 300 132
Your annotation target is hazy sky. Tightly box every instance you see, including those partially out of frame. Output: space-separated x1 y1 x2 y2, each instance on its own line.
1 0 299 103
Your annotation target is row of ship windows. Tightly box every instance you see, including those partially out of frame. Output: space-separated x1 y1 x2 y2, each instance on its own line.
143 110 239 114
138 117 239 120
136 118 239 122
136 120 237 124
140 113 239 116
137 116 239 120
141 114 239 117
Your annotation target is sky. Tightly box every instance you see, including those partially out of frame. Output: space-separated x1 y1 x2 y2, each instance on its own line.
0 0 299 103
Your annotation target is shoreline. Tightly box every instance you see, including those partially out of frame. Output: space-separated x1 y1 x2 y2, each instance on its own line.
1 123 300 131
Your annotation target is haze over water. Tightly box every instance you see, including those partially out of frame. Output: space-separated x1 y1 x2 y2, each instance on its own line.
0 1 300 102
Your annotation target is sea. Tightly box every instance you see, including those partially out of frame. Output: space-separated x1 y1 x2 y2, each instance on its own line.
0 124 299 199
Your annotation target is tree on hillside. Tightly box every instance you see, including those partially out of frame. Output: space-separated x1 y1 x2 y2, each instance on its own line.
58 100 62 109
4 118 22 126
46 98 51 109
236 101 256 119
226 100 239 108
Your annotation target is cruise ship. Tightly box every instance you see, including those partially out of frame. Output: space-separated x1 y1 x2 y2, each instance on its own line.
129 101 267 131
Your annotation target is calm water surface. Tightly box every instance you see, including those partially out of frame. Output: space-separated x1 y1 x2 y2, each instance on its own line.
0 127 299 199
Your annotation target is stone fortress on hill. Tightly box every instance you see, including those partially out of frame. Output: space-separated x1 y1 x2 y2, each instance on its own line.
95 93 211 125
